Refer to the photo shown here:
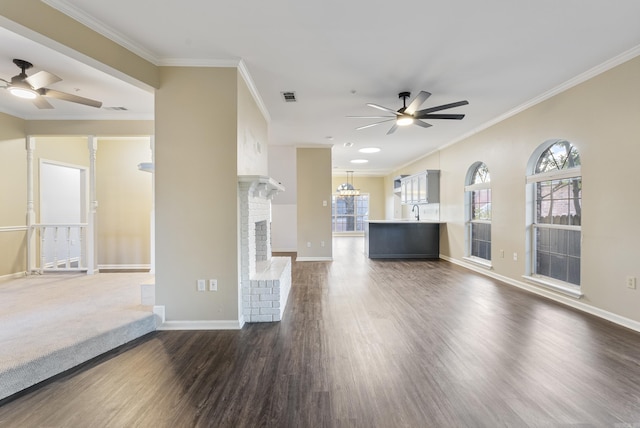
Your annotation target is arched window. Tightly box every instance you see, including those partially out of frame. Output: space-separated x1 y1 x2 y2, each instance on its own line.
465 162 491 263
526 140 581 292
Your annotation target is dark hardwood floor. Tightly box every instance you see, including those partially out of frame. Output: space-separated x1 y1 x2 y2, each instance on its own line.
1 237 639 427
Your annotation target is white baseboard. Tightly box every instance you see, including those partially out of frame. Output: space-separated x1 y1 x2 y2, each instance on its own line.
440 254 640 334
98 264 151 270
0 271 26 282
157 319 244 330
295 257 333 262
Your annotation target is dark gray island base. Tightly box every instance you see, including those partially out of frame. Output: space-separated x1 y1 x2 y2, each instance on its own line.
365 221 440 259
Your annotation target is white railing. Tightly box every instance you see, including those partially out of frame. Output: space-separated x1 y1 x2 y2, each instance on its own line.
34 223 88 273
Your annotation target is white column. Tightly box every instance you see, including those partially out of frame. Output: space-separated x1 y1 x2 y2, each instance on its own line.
26 136 36 274
86 136 98 274
149 135 155 274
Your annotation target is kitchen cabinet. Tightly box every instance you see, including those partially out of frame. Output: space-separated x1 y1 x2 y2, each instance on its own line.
365 220 441 259
400 170 439 204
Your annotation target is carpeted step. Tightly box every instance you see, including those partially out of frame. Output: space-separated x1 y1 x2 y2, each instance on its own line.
0 313 156 401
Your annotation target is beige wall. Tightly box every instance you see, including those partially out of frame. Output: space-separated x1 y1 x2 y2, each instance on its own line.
297 148 332 259
331 174 386 221
27 120 153 137
0 113 27 277
269 145 297 251
388 55 640 323
155 66 240 322
96 138 152 267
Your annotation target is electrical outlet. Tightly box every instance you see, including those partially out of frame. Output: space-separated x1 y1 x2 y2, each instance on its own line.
307 242 311 248
209 279 218 291
321 241 325 247
322 200 327 207
197 279 206 292
627 276 637 289
513 252 518 261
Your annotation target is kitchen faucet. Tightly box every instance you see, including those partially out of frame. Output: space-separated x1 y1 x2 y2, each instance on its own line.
412 204 420 221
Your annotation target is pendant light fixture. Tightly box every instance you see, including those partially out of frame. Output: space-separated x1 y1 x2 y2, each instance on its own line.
339 171 360 196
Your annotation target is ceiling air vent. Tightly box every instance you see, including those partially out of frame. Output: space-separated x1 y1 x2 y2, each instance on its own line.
281 91 297 102
104 106 128 111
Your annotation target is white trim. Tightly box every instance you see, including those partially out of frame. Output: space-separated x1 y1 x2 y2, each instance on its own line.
440 255 640 334
0 226 28 232
152 305 165 323
238 60 271 124
0 272 27 282
464 182 491 192
526 167 581 183
522 275 583 299
533 223 581 232
157 320 244 331
462 256 492 270
98 264 151 270
158 58 241 67
272 248 297 253
295 257 333 262
41 0 160 64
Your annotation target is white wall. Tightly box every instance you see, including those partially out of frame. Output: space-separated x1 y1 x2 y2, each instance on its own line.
269 145 297 252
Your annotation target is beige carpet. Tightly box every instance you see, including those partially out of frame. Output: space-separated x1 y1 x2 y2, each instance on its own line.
0 272 156 401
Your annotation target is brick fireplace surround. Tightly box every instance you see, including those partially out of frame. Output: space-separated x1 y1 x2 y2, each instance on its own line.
238 176 291 322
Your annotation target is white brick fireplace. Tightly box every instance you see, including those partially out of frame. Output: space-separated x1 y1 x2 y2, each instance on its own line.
238 176 292 322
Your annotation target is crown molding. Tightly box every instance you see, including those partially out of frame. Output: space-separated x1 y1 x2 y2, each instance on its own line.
42 0 160 64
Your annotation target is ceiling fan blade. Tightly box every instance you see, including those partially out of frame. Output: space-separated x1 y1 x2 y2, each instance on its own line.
405 91 431 115
33 96 54 109
25 71 61 90
367 103 401 116
416 100 469 115
347 115 395 119
42 89 102 108
355 119 395 131
415 113 465 120
386 123 399 135
413 120 432 129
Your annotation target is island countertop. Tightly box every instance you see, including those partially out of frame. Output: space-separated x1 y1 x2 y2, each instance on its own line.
366 219 444 224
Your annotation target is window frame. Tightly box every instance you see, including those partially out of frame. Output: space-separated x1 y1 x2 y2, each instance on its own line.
464 162 492 267
524 139 583 298
331 193 370 235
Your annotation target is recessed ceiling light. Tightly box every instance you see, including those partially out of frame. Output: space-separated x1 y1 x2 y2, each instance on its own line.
358 147 380 154
350 159 368 164
343 142 354 148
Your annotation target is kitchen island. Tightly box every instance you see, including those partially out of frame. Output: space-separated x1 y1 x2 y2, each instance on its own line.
364 220 441 259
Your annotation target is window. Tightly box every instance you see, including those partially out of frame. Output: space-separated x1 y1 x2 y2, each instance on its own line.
465 162 491 263
332 188 369 233
527 140 581 288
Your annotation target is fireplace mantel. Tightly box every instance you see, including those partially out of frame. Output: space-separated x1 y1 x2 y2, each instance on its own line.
238 175 285 199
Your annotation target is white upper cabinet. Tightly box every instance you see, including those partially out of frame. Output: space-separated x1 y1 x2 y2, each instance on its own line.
400 170 439 205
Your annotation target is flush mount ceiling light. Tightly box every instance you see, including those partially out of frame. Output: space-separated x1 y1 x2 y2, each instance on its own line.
358 147 380 154
350 159 368 164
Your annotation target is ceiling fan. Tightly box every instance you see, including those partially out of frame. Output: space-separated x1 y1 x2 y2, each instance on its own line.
348 91 468 135
0 58 102 109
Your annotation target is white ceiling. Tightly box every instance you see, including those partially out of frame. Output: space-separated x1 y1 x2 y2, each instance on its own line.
2 1 640 175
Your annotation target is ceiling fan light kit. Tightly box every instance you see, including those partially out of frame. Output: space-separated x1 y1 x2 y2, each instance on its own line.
1 58 103 109
8 84 38 99
348 90 468 134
